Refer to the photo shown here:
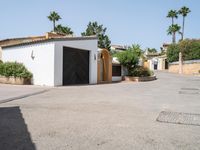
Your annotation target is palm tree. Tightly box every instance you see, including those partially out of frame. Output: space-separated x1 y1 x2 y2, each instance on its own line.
47 11 61 32
55 24 73 35
167 24 181 43
167 10 178 43
167 10 178 25
178 6 191 40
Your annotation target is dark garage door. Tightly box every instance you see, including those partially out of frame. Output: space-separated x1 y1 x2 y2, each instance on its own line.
63 47 89 85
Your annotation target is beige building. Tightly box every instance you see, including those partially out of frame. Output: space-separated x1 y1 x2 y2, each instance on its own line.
110 45 126 53
144 51 168 71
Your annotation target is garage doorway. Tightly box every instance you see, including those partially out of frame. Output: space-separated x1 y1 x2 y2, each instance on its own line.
63 47 89 85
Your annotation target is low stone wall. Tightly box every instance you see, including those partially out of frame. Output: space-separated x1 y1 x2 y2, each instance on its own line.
124 76 156 82
169 60 200 75
0 76 31 85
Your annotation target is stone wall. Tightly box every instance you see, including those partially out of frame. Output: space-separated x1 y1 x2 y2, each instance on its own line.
169 60 200 75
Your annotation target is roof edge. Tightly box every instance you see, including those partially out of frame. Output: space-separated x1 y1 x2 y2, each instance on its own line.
2 36 98 49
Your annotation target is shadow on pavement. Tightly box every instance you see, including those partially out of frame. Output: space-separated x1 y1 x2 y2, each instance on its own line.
0 107 36 150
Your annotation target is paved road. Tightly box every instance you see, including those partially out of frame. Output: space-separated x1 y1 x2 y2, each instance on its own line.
0 84 49 104
0 71 200 150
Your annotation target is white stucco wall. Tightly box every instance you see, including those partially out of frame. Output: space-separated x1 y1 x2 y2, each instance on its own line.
2 39 98 86
54 39 98 86
0 47 2 60
148 58 165 71
2 43 55 86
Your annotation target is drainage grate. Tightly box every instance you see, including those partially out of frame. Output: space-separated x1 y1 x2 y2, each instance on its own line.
189 79 200 82
156 111 200 126
179 88 199 95
181 88 199 91
179 91 199 94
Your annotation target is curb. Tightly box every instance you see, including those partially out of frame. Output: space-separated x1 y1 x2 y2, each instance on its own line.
0 89 50 104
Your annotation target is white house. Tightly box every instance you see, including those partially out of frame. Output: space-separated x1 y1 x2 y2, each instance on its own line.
1 35 98 86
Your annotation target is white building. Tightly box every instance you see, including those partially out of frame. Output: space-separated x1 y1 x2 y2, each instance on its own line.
1 36 98 86
146 55 168 71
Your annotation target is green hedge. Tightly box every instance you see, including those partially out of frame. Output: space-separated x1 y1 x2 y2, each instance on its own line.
0 62 33 78
167 39 200 63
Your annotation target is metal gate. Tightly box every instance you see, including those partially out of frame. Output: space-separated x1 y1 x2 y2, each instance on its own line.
63 47 89 85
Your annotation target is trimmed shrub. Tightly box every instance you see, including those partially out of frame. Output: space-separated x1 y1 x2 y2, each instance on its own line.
129 66 152 77
167 39 200 63
0 62 32 79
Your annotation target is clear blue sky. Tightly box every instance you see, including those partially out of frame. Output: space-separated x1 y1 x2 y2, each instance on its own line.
0 0 199 50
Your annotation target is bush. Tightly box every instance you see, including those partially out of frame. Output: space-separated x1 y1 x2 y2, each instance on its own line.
130 66 152 77
167 44 180 63
167 39 200 63
114 49 139 73
179 39 200 61
0 60 3 64
0 62 32 79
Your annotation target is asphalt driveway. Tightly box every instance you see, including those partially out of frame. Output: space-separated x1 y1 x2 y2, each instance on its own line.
0 84 49 104
0 71 200 150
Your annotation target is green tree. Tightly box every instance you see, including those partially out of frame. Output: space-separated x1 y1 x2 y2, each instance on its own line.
54 24 73 35
167 10 178 25
147 48 157 53
115 49 139 74
166 39 200 63
127 44 143 57
82 21 111 50
167 44 180 62
167 24 181 43
47 11 62 32
179 39 200 61
167 10 178 43
178 6 191 40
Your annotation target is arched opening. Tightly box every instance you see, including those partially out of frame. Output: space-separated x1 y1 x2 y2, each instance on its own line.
97 49 112 83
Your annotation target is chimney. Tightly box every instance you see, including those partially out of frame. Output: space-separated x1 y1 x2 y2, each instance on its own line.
45 32 65 39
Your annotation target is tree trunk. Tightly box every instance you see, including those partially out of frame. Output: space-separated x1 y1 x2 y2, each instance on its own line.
53 21 55 32
173 32 176 44
172 17 175 43
181 17 185 41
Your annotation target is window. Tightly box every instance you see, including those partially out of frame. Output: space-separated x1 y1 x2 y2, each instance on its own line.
112 65 121 76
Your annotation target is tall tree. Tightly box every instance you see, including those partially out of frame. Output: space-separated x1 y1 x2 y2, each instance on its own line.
167 24 181 43
167 10 178 25
167 10 178 43
178 6 191 40
128 44 143 57
47 11 61 32
54 24 73 35
82 21 111 50
147 48 157 53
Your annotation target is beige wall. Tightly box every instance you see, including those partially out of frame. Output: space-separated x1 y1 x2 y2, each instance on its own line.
169 62 200 75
